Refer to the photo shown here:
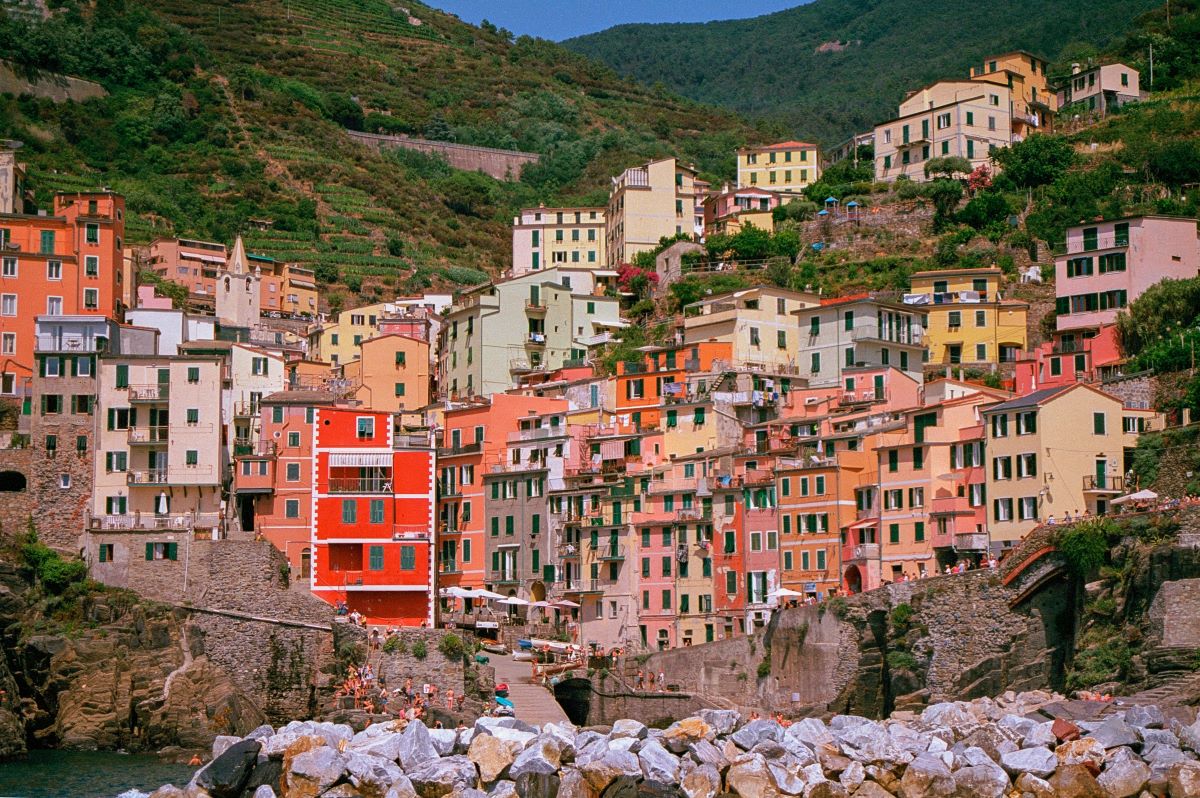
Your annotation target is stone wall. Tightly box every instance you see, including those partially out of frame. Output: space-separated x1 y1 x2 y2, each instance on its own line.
348 131 539 181
1101 372 1155 410
559 673 711 728
0 444 36 536
0 60 106 103
27 383 96 551
1148 579 1200 649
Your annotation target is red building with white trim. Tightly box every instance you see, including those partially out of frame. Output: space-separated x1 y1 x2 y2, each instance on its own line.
311 406 435 625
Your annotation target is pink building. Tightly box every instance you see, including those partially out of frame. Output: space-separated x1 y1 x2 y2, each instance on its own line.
702 186 782 236
1014 325 1123 394
146 238 227 300
1055 216 1199 332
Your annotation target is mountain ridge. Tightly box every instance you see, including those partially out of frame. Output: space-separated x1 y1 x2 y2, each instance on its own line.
563 0 1160 144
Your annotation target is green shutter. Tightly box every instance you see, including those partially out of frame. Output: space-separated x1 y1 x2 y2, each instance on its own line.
145 543 154 560
532 549 540 572
166 542 178 561
491 551 500 571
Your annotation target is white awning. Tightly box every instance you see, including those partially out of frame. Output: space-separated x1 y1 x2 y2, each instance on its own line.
329 452 391 467
182 252 227 264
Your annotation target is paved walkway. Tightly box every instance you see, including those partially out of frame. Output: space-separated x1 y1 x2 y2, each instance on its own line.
489 653 570 726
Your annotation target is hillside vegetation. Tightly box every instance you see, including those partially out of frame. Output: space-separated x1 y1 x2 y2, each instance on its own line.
0 0 768 307
564 0 1158 144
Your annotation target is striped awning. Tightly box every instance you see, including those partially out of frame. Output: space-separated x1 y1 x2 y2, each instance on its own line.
329 452 391 467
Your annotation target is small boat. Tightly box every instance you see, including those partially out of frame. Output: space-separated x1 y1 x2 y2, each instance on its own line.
511 650 535 662
516 639 533 649
495 696 515 709
482 643 508 655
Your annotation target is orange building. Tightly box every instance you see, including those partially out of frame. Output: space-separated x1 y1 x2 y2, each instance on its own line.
614 341 731 429
0 192 125 390
437 394 568 596
343 333 432 413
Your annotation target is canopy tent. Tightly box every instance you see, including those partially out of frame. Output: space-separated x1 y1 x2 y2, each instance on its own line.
768 587 806 598
1113 489 1158 505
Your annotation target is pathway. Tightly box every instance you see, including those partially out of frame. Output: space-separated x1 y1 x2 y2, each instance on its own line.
489 653 570 726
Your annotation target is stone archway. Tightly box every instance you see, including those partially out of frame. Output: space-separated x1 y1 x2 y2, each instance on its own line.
844 565 863 595
0 470 27 492
529 581 546 602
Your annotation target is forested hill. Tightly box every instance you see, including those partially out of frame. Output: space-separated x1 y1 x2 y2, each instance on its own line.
564 0 1159 144
0 0 767 305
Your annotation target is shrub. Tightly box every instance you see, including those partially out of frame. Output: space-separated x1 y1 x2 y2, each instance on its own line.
756 658 771 678
886 651 919 671
411 639 428 660
383 635 406 654
1056 519 1117 577
438 633 465 660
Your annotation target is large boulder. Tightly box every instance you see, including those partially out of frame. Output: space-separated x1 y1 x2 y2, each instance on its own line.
509 738 563 798
726 753 774 798
288 745 349 798
1089 717 1139 751
638 739 681 784
1047 764 1106 798
469 730 520 783
680 759 722 798
1000 746 1057 778
662 717 713 754
610 719 648 740
732 720 784 751
1124 705 1165 730
398 720 442 771
344 750 404 795
897 752 955 798
697 709 740 736
407 755 478 798
580 747 642 792
191 738 262 798
952 763 1010 798
1097 755 1150 798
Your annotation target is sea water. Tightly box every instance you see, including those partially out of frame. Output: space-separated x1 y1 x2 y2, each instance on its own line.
0 750 195 798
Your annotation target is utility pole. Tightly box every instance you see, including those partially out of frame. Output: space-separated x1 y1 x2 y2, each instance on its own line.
1149 44 1154 88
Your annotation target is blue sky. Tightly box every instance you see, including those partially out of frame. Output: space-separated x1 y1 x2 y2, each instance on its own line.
431 0 805 41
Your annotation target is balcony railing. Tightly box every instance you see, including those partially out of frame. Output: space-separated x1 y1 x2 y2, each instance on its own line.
328 477 392 494
525 300 547 313
620 360 648 374
1083 475 1125 493
846 543 880 561
954 533 989 551
490 571 521 584
129 384 169 402
595 544 627 561
563 578 604 593
1053 233 1129 255
850 326 923 346
35 332 110 353
437 441 482 457
88 511 222 531
439 560 461 574
127 469 168 485
128 426 169 445
930 496 973 515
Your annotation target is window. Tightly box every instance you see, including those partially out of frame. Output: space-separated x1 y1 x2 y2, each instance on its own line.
888 450 899 473
105 451 128 472
844 310 854 331
662 590 671 610
85 223 100 244
368 545 384 571
47 261 62 280
85 256 99 277
285 499 300 518
186 408 199 425
0 294 15 316
990 414 1008 438
993 497 1013 522
40 230 55 254
750 327 760 346
341 500 357 524
845 347 855 368
285 463 301 482
98 543 113 562
912 447 924 470
183 449 198 466
936 112 951 129
1093 412 1106 435
1016 411 1037 435
975 343 987 361
777 330 787 349
187 367 199 384
810 352 820 373
993 456 1013 481
145 542 178 561
1017 453 1037 478
1018 496 1037 521
1 258 14 277
889 524 900 544
948 311 961 329
356 416 375 438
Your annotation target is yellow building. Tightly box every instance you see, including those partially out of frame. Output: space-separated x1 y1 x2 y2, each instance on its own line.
308 301 393 367
982 384 1158 546
969 50 1056 137
683 286 820 373
342 333 432 413
909 268 1028 366
511 206 606 276
606 157 698 267
736 141 821 193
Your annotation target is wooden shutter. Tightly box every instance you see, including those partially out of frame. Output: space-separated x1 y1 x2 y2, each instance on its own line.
166 543 178 561
145 543 154 560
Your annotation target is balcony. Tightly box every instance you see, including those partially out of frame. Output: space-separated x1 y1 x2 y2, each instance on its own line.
439 560 461 574
620 360 648 374
675 508 712 522
525 300 547 315
845 543 880 563
233 401 260 418
527 333 547 347
88 511 222 531
129 384 169 402
330 569 413 588
838 391 885 407
328 477 392 494
35 331 110 354
490 571 521 585
850 326 923 346
1083 475 1125 493
954 533 989 551
557 542 582 558
930 496 973 515
509 426 565 442
437 441 482 457
128 426 169 445
127 469 168 485
1053 233 1129 256
1052 339 1084 354
563 578 604 594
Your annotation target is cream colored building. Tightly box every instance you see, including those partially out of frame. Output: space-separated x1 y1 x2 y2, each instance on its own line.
215 236 261 329
982 383 1158 546
511 206 606 276
309 297 449 367
875 80 1013 182
343 333 432 413
970 50 1056 137
683 287 820 373
736 141 821 193
793 297 927 386
438 267 625 399
605 158 697 267
92 355 225 528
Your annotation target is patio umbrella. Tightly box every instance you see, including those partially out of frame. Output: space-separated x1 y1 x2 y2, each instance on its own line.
768 587 806 598
528 601 551 608
552 599 581 608
475 589 507 600
499 596 530 606
1113 489 1158 505
157 491 169 515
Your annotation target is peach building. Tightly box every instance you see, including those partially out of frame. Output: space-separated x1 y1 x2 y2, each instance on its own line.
342 333 432 413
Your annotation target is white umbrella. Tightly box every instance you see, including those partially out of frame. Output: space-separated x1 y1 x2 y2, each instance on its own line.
157 491 169 515
552 599 580 608
1113 489 1158 505
441 586 471 598
475 589 507 600
528 601 551 608
768 587 806 598
499 596 530 606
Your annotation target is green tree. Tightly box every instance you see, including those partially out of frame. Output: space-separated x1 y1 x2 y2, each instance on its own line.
1148 139 1200 187
956 191 1010 230
924 156 971 179
313 263 340 284
991 134 1077 188
1115 277 1200 357
924 180 964 231
439 172 497 217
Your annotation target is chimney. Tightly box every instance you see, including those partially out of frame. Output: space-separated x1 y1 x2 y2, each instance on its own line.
1071 63 1081 75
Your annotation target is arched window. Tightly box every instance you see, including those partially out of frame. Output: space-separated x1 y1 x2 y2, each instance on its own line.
0 471 28 492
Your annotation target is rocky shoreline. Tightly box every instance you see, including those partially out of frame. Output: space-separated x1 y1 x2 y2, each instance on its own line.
135 689 1200 798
